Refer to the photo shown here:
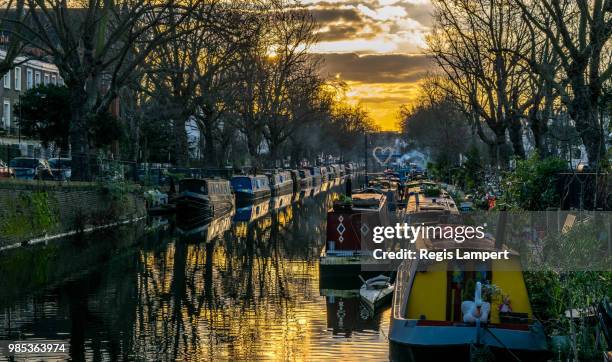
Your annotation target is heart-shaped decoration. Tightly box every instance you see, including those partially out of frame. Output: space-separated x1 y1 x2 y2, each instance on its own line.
372 146 394 166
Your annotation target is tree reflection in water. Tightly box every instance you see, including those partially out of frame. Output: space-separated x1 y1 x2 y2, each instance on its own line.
1 178 390 360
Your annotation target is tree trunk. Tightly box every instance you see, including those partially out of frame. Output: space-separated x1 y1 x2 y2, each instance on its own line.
529 114 548 156
174 117 188 166
508 116 526 159
572 105 606 167
203 118 216 167
245 125 260 168
563 74 606 167
489 131 509 169
69 87 91 181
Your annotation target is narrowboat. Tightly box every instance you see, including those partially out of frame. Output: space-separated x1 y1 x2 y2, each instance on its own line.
404 180 458 218
319 190 390 283
389 234 549 361
309 166 323 185
299 169 313 189
289 169 302 194
320 166 329 182
175 178 234 225
267 170 293 196
369 177 401 211
328 165 338 179
231 174 271 203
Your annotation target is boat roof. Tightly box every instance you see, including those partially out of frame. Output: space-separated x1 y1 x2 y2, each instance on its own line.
352 193 386 210
232 174 267 179
414 226 517 254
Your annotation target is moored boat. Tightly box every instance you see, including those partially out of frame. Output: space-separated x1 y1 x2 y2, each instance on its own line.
319 189 390 284
320 166 329 182
175 178 234 225
267 170 293 196
369 176 401 211
299 169 313 189
231 175 271 204
404 180 459 219
359 274 394 311
289 169 301 194
309 166 323 185
389 232 549 361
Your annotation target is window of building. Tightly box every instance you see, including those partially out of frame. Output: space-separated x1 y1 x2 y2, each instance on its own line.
44 74 50 85
3 70 10 89
2 100 10 128
14 67 21 91
35 71 41 86
51 75 57 85
27 69 33 89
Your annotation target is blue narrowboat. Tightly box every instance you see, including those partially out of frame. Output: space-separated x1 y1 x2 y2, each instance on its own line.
231 175 271 203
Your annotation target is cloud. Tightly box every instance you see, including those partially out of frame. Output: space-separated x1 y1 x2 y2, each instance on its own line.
315 53 433 130
306 1 432 54
305 1 434 130
319 53 432 83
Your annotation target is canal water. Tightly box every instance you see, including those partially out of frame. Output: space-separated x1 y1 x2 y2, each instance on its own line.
0 178 392 361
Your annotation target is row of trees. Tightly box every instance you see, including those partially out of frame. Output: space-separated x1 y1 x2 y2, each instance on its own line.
403 0 610 172
1 0 375 180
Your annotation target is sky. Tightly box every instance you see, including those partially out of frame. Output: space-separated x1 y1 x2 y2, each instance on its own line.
305 0 434 130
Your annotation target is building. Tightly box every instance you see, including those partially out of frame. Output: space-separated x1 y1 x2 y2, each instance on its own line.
0 50 63 158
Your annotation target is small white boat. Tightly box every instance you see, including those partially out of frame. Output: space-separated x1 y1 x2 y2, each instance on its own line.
359 275 394 311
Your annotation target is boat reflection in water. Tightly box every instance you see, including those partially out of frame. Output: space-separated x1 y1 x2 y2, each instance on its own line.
175 178 234 225
270 193 293 212
320 287 387 338
177 209 235 243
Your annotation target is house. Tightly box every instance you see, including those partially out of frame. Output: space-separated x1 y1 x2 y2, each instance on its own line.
0 50 63 158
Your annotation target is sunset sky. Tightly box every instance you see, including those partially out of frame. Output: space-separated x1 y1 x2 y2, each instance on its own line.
306 0 434 130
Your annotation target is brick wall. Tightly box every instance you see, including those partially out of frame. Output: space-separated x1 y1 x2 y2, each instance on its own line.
0 180 146 248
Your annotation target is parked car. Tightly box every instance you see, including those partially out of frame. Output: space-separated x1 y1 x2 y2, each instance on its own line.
0 159 14 178
49 158 72 180
9 157 54 180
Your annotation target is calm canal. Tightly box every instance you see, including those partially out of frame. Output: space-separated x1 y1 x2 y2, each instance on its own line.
0 178 391 361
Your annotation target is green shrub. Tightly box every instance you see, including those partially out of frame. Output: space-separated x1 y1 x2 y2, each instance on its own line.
499 153 567 210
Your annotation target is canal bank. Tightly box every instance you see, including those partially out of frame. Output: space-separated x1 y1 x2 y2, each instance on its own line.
0 180 146 250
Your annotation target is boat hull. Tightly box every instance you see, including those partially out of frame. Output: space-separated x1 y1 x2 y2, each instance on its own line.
235 189 271 204
389 342 550 362
360 285 394 311
175 192 214 223
388 321 549 361
271 183 293 196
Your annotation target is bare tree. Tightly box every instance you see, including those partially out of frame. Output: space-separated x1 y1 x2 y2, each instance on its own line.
17 0 197 179
515 0 611 166
231 0 319 167
428 0 545 164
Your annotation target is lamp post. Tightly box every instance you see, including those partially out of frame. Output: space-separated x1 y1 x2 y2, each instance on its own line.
18 92 21 145
364 131 368 187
